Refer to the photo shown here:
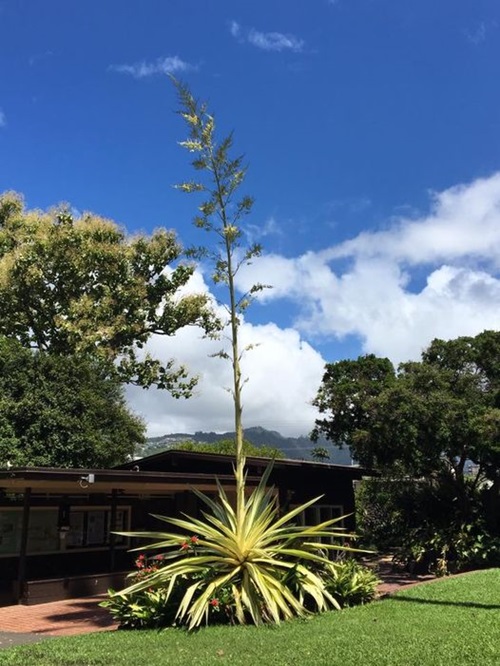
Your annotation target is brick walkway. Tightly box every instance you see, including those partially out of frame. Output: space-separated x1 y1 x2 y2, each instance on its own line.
0 596 117 637
372 556 435 596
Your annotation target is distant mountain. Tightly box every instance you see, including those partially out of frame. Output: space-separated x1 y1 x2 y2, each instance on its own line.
139 426 353 465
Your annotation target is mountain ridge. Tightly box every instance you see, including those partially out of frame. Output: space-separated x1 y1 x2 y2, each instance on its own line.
141 426 352 465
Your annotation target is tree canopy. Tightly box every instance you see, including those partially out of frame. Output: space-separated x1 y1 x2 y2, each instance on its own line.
173 438 284 459
0 336 145 468
0 191 214 394
312 331 500 486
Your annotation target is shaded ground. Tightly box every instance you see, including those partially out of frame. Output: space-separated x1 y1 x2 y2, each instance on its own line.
367 554 436 596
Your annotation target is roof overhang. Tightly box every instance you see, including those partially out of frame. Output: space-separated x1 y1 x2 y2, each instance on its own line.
0 467 260 495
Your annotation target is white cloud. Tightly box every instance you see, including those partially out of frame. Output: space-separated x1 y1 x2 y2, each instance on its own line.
247 29 304 52
229 20 304 53
229 20 241 39
109 56 195 79
0 109 5 127
325 173 500 266
245 215 282 244
235 172 500 365
126 270 326 438
127 173 500 438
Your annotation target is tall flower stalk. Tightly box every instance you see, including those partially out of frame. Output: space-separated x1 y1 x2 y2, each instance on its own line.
110 82 360 629
174 79 267 504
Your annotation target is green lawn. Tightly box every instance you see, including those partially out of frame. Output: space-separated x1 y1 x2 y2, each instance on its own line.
1 569 499 666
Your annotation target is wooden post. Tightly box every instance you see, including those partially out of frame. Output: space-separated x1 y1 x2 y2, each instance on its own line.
109 489 117 572
17 487 31 603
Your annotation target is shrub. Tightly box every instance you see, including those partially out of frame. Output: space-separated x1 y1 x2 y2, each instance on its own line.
101 551 236 629
101 587 175 630
323 559 380 608
394 521 500 576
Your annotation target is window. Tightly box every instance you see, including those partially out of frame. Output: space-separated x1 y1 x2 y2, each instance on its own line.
0 508 59 556
294 504 344 545
0 505 130 556
66 507 130 549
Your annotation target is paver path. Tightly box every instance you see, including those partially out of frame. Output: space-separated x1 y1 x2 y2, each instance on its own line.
372 555 435 595
0 595 117 639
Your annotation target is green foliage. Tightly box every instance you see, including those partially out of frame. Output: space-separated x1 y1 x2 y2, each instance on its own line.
101 588 175 630
311 446 330 462
394 519 500 576
101 554 185 629
323 559 380 607
316 332 500 574
0 190 214 393
314 332 500 482
355 478 418 550
311 354 396 459
357 477 500 575
102 553 236 629
0 336 144 467
112 462 356 629
174 438 284 459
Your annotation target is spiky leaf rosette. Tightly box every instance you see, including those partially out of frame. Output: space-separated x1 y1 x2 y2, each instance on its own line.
114 462 358 629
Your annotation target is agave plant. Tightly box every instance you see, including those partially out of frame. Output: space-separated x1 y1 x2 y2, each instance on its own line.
110 83 360 630
114 461 358 629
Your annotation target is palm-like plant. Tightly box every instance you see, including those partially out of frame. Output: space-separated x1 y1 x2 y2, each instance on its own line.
116 462 356 629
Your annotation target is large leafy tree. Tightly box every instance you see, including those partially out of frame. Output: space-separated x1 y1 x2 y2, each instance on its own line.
312 331 500 531
0 191 214 394
313 332 500 483
0 336 145 468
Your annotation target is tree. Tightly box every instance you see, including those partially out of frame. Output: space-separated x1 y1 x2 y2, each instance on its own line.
311 354 396 463
0 336 145 468
311 446 330 462
0 191 214 394
312 331 500 569
313 332 500 488
175 438 284 459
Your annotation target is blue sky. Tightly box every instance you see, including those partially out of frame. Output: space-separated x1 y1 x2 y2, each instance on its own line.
2 0 500 437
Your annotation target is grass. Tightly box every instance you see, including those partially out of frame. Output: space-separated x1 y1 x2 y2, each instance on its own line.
0 569 499 666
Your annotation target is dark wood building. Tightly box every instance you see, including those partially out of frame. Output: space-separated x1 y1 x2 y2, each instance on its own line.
0 451 364 606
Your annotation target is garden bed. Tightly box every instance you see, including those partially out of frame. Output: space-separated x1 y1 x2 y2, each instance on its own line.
0 569 498 665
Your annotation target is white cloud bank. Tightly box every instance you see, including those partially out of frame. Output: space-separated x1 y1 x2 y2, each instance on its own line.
236 172 500 364
127 272 325 438
127 172 500 438
109 56 195 79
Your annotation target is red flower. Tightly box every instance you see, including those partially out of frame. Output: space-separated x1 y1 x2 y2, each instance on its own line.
154 554 164 561
209 598 219 607
181 541 189 550
135 553 147 569
190 535 199 544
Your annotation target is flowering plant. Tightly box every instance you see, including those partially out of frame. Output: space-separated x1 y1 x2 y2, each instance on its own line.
112 462 358 629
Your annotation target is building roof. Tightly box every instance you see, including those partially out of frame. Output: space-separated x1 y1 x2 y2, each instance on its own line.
116 448 367 478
